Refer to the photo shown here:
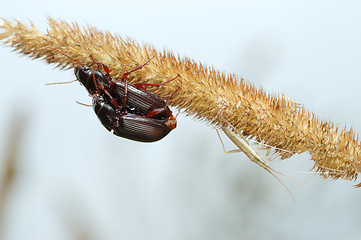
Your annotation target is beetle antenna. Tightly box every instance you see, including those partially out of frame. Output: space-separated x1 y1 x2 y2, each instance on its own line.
53 48 83 67
165 74 182 105
45 79 78 86
76 101 92 107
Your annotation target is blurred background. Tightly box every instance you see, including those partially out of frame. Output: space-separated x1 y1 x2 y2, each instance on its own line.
0 0 361 239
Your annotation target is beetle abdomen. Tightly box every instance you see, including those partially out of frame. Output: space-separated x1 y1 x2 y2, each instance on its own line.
93 96 173 142
114 114 171 142
110 81 166 115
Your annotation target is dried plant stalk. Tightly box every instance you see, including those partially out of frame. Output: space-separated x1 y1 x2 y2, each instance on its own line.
1 17 360 186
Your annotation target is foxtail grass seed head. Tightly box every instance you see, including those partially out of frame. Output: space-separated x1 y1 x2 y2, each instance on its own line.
1 17 361 187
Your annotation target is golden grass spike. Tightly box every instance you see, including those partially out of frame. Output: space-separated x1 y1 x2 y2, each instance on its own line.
1 17 361 187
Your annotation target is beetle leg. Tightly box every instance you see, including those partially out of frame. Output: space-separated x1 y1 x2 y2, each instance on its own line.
90 68 123 115
144 75 182 118
117 56 155 115
53 48 83 67
164 75 182 105
123 79 129 112
145 108 164 118
144 76 181 119
120 56 155 81
134 74 180 90
89 55 111 79
111 114 120 132
103 89 121 112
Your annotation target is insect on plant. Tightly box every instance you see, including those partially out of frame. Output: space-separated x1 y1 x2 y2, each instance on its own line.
48 49 181 142
1 18 361 193
215 114 297 203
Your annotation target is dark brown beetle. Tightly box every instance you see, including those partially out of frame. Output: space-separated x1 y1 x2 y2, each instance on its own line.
52 50 180 142
74 63 176 120
93 95 176 142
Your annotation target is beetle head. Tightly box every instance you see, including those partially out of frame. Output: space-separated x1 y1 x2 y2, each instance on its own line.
74 65 110 95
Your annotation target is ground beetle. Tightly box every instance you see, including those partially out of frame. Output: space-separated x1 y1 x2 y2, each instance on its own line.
93 95 176 142
52 50 180 142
